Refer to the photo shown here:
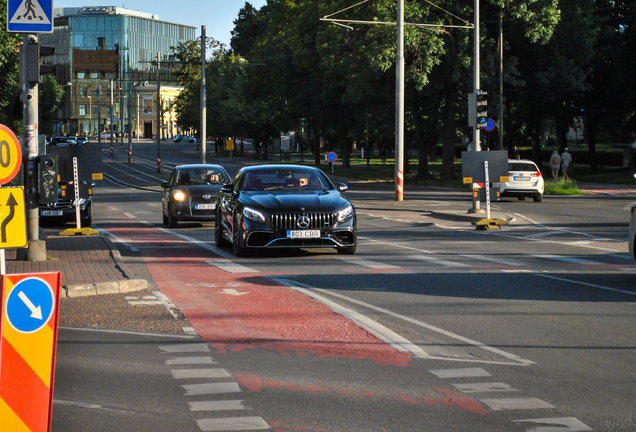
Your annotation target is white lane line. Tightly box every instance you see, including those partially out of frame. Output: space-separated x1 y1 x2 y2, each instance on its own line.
535 274 636 297
429 368 491 379
407 255 469 267
341 257 403 270
59 326 195 339
171 369 231 379
513 417 592 431
152 290 181 319
128 300 163 306
270 277 430 358
189 400 246 412
123 212 137 219
530 254 603 265
182 382 242 396
96 227 139 252
159 343 210 353
526 231 562 238
204 259 259 273
273 278 534 366
479 398 553 411
462 254 528 267
166 357 216 365
196 417 270 431
53 399 135 414
147 222 236 258
452 383 518 393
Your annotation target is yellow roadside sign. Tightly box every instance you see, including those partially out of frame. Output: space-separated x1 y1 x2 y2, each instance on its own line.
0 187 26 249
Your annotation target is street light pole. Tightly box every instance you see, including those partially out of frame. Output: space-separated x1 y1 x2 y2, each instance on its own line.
156 51 161 173
88 95 91 135
394 0 405 202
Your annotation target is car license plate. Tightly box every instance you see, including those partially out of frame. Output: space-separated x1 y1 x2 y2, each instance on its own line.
287 230 320 239
513 176 531 181
195 203 215 210
41 210 63 216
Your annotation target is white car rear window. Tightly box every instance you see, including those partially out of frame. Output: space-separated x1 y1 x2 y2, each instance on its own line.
509 163 538 172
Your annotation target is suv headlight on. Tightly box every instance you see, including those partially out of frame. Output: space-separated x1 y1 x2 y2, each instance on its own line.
337 205 354 222
244 207 266 223
173 190 187 201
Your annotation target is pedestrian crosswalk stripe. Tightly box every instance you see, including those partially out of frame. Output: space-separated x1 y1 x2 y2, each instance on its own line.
407 254 469 267
531 254 602 265
479 397 553 411
429 368 491 379
182 382 242 396
452 382 518 393
188 400 246 411
159 343 210 353
204 259 259 273
341 257 402 270
166 357 216 365
171 369 231 379
196 416 270 431
462 254 528 267
513 417 592 431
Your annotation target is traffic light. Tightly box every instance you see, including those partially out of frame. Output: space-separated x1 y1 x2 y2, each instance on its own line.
38 155 58 204
476 90 488 128
26 42 55 85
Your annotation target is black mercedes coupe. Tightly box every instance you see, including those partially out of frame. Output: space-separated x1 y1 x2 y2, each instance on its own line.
161 164 230 227
215 164 356 256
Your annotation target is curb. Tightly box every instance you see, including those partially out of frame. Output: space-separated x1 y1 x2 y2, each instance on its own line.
60 235 150 299
61 279 148 299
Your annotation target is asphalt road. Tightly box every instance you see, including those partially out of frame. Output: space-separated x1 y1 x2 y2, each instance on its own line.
52 141 636 432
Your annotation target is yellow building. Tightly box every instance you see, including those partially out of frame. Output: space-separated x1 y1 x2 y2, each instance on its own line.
133 84 183 139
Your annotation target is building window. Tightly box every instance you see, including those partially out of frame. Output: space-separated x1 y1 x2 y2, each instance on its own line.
79 104 87 116
79 86 87 97
90 72 99 79
105 73 114 79
143 98 153 113
77 72 85 79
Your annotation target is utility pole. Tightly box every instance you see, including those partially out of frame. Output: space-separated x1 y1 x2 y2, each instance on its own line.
110 79 114 156
395 0 404 202
23 34 46 261
156 52 161 173
200 26 207 164
499 8 504 151
127 66 133 162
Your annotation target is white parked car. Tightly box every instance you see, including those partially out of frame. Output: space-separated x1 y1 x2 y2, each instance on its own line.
629 204 636 262
499 159 544 202
100 131 115 139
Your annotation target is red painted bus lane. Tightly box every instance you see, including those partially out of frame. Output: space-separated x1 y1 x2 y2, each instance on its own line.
107 223 412 367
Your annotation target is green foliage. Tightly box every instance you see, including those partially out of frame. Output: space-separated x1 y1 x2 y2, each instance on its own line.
0 0 22 131
38 75 64 136
544 178 589 195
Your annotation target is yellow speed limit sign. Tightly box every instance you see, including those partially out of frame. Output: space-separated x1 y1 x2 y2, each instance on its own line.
0 124 22 185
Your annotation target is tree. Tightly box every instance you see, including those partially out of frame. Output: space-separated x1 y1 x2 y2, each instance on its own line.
39 75 64 136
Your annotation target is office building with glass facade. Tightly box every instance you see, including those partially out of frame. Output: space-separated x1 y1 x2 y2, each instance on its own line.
39 6 196 137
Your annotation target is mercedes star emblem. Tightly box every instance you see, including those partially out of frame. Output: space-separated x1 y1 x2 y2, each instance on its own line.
297 215 311 229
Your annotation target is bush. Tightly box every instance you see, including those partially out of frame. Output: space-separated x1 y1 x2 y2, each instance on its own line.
544 179 588 195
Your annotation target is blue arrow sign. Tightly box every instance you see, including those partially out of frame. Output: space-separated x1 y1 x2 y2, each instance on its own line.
5 277 55 333
7 0 54 33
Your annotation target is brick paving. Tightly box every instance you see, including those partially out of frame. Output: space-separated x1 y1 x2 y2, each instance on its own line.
5 235 127 286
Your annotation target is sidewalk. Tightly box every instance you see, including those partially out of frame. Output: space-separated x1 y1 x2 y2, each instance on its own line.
5 235 147 298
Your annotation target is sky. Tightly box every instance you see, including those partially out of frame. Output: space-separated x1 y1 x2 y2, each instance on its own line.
56 0 268 47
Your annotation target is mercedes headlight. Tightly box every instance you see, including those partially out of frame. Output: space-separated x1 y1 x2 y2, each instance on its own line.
173 190 187 201
337 205 354 222
244 207 266 223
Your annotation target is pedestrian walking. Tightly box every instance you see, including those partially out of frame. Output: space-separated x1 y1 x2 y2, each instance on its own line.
510 146 520 160
550 150 561 180
380 147 388 166
561 148 572 179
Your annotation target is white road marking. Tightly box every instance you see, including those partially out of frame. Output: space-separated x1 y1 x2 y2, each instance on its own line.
341 257 403 270
96 227 139 252
182 382 242 396
171 369 231 379
123 212 137 219
53 399 135 414
452 382 518 393
196 417 270 431
128 300 163 306
152 290 181 319
166 357 216 365
221 289 250 296
273 278 534 366
513 417 592 431
429 368 491 379
204 259 259 273
531 254 603 265
535 274 636 297
148 223 236 258
182 327 197 335
462 254 528 267
159 343 210 353
59 326 194 339
406 255 469 267
188 400 246 411
479 398 553 411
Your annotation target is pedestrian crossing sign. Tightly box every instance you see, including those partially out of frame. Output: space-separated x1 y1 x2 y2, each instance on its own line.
7 0 54 33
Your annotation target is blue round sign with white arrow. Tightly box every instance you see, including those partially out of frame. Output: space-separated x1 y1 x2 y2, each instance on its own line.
5 277 55 333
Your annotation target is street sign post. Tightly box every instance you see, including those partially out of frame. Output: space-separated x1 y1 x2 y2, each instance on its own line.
0 272 61 432
6 0 54 33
